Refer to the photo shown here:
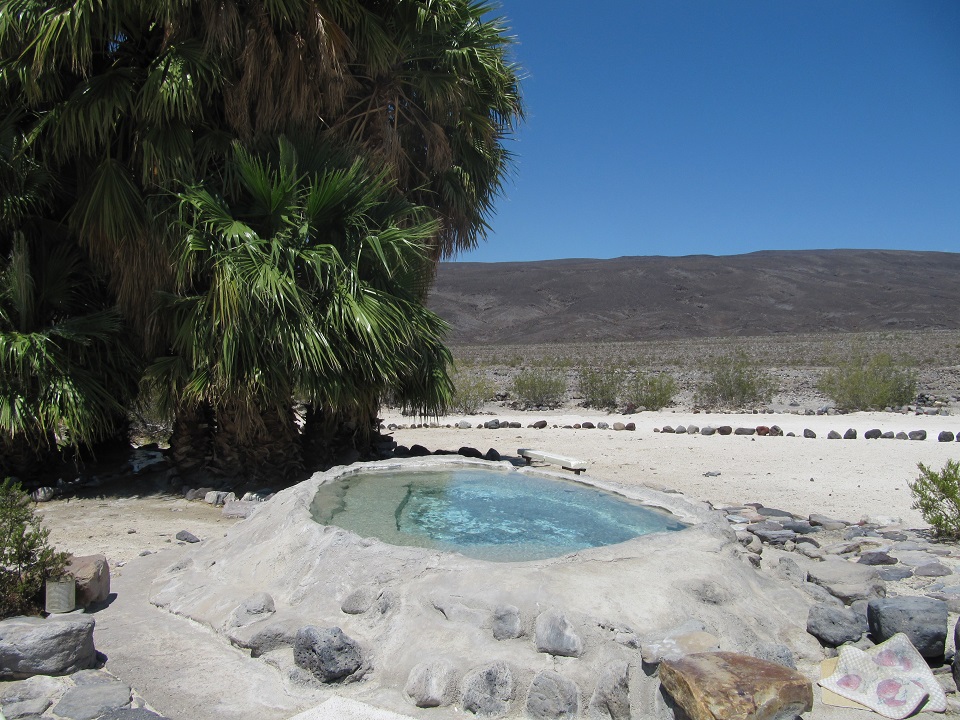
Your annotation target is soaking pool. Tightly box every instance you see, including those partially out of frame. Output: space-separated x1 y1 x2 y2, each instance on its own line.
309 466 688 561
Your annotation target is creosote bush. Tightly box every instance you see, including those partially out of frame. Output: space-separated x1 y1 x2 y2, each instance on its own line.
578 367 621 410
910 460 960 539
817 353 917 410
695 351 776 408
622 372 677 411
512 368 567 409
450 373 495 415
1 478 69 618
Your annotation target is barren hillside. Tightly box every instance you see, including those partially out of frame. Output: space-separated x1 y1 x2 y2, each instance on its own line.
429 250 960 344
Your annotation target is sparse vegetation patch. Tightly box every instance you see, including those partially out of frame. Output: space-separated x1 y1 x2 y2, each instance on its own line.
695 351 777 408
578 367 621 410
910 460 960 539
621 371 677 411
450 373 496 415
817 352 917 410
512 368 567 409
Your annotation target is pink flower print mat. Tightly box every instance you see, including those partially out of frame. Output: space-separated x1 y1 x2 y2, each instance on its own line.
820 633 946 718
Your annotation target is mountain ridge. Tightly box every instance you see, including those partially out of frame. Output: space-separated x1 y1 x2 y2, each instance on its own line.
428 249 960 345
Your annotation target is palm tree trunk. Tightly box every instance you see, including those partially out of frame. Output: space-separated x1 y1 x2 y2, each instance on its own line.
302 400 380 468
209 403 303 481
169 402 214 477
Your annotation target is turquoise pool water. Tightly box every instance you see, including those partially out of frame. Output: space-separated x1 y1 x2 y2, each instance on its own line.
309 467 687 562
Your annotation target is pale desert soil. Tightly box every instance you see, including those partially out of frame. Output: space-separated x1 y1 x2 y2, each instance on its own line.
35 407 960 564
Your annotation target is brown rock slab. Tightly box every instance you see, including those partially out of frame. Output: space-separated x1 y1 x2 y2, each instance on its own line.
659 651 812 720
66 554 110 607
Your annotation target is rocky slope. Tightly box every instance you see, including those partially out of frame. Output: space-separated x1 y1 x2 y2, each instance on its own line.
429 250 960 345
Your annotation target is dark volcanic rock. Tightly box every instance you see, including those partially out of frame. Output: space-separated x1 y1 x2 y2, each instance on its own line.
293 626 363 682
867 597 948 658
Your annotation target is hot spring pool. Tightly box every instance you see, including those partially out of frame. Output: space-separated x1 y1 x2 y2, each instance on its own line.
309 467 688 562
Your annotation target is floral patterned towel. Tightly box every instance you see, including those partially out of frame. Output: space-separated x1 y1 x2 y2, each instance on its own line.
820 633 946 718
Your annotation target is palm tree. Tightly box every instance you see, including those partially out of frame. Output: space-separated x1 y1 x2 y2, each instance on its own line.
146 137 452 479
0 119 140 475
0 0 520 474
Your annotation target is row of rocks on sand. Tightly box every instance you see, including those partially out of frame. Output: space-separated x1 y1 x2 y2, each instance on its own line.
658 425 959 441
386 419 637 431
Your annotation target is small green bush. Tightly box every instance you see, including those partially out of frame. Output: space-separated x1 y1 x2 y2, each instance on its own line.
450 373 496 415
622 371 677 411
578 367 621 410
817 353 917 410
695 351 777 408
1 478 69 618
910 460 960 538
512 368 567 409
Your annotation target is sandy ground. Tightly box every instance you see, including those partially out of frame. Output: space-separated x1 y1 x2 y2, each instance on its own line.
34 408 960 564
380 408 960 530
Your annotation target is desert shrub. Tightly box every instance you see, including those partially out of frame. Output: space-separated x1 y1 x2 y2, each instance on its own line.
694 351 776 408
512 368 567 409
817 353 917 410
621 371 677 411
1 478 69 618
450 373 496 415
910 460 960 538
578 367 621 410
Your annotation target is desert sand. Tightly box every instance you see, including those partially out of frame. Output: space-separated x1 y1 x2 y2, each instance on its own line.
381 408 960 530
33 408 960 566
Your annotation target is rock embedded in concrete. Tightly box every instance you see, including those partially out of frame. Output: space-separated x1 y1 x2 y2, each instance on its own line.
0 615 96 679
939 431 955 442
867 597 948 658
734 427 756 436
588 662 631 720
806 603 866 647
534 609 582 657
226 592 275 629
525 670 579 720
66 554 110 607
807 559 885 605
803 429 816 438
244 619 300 657
492 604 523 640
865 428 882 439
659 651 812 720
293 626 363 683
52 680 132 720
717 426 732 435
405 660 458 708
641 621 720 664
341 587 380 615
461 661 513 717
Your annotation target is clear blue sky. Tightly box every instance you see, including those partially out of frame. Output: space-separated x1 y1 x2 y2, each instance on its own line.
460 0 960 263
